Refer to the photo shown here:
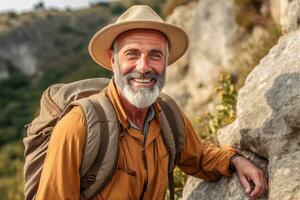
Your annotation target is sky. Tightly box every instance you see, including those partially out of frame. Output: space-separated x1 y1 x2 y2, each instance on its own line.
0 0 106 13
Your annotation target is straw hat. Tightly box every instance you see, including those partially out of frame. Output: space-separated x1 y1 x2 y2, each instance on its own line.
88 5 189 71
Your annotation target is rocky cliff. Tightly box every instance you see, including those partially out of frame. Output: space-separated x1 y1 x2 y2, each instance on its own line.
178 0 300 199
163 0 282 122
164 0 241 120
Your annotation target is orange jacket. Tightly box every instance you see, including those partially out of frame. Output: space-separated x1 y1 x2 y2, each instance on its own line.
36 80 237 200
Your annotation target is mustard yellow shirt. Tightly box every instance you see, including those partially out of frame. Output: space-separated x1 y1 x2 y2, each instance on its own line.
36 80 237 200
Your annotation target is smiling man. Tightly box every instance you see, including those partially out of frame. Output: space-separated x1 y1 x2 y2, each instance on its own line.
35 5 267 200
111 29 168 129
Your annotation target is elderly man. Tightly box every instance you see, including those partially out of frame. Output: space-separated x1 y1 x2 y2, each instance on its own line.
36 5 267 200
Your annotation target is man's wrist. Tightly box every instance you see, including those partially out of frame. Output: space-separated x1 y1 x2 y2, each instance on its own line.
229 154 243 172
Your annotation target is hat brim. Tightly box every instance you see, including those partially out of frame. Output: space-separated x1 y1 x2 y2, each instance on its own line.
89 21 189 71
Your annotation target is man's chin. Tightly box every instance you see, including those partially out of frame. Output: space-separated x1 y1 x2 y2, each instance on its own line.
122 87 160 108
131 88 155 94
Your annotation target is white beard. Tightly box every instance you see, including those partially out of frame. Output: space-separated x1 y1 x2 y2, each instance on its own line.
112 62 166 109
122 83 160 108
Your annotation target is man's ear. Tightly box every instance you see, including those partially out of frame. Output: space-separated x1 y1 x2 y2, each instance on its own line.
109 49 114 67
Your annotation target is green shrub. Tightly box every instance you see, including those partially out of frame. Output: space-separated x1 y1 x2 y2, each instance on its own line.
59 25 85 36
0 69 37 145
174 167 187 199
0 142 24 200
110 3 126 15
73 41 85 53
197 74 237 144
0 142 24 175
165 167 187 200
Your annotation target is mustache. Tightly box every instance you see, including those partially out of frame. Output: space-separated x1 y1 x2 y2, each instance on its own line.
124 71 161 81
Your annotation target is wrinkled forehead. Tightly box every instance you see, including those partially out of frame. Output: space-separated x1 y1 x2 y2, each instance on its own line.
112 29 169 49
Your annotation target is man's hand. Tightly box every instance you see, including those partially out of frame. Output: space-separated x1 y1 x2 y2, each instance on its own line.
232 155 268 200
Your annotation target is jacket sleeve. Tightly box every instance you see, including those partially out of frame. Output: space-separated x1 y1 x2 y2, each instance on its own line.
36 106 87 200
177 112 238 181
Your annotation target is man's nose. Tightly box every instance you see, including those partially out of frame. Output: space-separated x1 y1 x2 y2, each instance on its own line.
135 54 150 73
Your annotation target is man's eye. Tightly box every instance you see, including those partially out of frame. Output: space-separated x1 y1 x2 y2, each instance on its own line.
151 53 162 59
126 51 137 56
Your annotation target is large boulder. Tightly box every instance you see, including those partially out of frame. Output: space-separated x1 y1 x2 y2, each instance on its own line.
183 28 300 200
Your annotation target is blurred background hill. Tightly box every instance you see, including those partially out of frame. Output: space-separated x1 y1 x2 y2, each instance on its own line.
0 0 287 199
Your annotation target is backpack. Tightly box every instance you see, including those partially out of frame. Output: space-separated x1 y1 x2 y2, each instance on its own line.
23 78 185 200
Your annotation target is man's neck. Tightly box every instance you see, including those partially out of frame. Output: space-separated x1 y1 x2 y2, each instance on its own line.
117 87 149 130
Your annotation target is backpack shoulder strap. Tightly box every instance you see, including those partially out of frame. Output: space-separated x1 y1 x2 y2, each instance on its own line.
157 93 186 200
69 92 120 200
157 93 186 166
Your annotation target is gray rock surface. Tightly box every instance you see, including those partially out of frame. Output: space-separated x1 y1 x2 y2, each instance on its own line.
183 28 300 200
184 153 268 200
